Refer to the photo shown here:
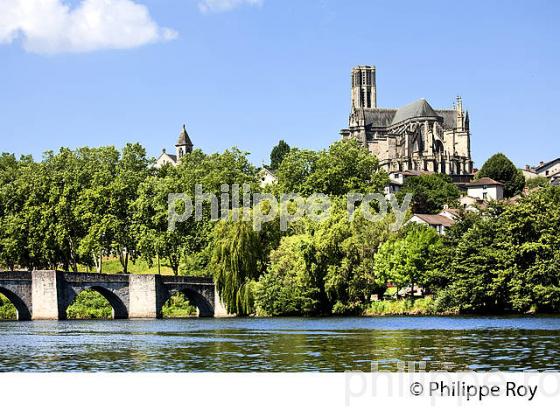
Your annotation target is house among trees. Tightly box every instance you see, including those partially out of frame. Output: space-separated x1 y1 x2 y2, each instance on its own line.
534 158 560 178
258 166 277 187
408 208 459 235
385 170 432 195
521 158 560 183
464 177 504 201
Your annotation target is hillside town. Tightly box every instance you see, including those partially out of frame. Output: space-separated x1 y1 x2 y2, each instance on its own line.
155 66 559 237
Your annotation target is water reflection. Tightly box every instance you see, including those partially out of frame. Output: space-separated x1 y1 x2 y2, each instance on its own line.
0 316 559 372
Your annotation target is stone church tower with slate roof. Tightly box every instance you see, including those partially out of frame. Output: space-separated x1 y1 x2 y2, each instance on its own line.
155 124 194 168
340 66 473 176
176 124 193 159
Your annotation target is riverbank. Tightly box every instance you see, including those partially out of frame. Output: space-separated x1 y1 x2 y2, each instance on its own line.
364 297 459 316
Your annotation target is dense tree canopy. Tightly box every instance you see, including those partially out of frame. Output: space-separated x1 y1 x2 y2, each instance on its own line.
255 234 320 316
276 139 388 196
1 140 559 317
396 173 460 214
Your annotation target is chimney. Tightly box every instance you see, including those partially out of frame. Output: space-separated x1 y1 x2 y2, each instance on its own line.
539 161 545 167
525 165 530 171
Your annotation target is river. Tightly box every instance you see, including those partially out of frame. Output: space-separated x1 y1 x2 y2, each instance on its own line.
0 316 559 372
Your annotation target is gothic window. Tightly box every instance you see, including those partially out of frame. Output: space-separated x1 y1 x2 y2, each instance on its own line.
434 140 444 155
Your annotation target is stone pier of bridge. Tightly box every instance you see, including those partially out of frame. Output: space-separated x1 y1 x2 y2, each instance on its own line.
0 270 230 320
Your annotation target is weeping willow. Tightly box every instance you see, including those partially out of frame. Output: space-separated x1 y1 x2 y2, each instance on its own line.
211 212 264 315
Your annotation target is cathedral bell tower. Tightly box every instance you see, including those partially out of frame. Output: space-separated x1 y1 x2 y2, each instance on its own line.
351 66 377 109
175 124 193 160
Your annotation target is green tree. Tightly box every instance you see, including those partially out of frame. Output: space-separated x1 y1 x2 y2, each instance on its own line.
314 200 394 313
276 148 319 194
0 154 31 270
425 210 481 292
374 224 443 298
443 217 511 313
270 140 291 170
396 173 460 214
500 186 560 312
210 212 267 316
477 153 525 197
110 143 151 274
75 146 121 272
276 139 388 196
307 139 388 195
255 234 320 316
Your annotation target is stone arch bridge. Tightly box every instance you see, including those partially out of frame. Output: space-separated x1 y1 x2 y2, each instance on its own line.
0 271 228 320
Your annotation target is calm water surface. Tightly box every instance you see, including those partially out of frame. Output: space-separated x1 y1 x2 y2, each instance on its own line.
1 316 559 372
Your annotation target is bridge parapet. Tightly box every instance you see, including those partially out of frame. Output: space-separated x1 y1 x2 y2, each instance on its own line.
0 271 32 281
62 272 130 284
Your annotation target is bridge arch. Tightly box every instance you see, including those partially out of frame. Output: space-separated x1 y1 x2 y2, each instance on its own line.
0 287 31 321
64 285 129 320
158 286 214 318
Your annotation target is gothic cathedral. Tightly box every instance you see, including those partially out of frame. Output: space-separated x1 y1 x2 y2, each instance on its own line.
340 66 473 176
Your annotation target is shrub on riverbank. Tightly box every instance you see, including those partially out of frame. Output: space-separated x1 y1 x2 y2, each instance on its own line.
0 294 16 320
161 293 197 318
365 297 438 316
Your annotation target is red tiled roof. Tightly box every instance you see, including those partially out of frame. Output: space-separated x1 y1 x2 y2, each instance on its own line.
413 214 455 227
440 208 461 218
467 177 503 187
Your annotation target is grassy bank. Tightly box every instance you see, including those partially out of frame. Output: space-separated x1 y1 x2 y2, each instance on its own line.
365 297 457 316
77 257 175 275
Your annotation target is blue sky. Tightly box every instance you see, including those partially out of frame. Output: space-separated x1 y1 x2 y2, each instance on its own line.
0 0 558 168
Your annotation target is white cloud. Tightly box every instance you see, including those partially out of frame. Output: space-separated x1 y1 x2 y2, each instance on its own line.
198 0 262 14
0 0 178 54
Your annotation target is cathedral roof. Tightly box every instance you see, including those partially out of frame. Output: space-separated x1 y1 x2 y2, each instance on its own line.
359 103 456 130
435 109 457 130
176 124 193 147
391 99 440 126
364 108 397 128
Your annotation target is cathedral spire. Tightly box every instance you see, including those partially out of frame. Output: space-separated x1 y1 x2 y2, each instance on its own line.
456 96 465 131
